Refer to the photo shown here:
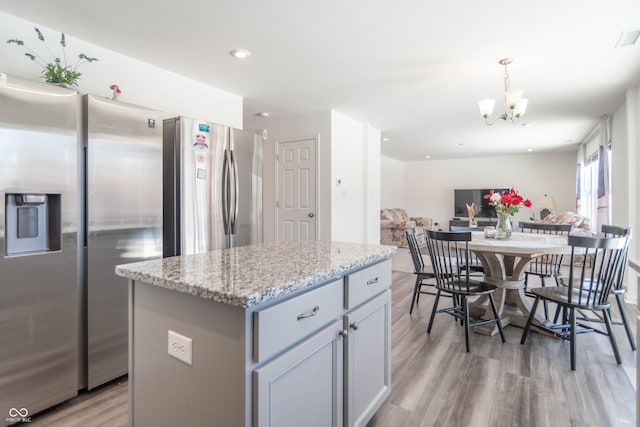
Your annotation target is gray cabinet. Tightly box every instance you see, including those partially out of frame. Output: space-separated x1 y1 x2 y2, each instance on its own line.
127 257 392 427
254 320 344 427
345 291 391 427
253 260 392 427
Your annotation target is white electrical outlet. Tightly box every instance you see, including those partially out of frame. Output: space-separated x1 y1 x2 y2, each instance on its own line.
168 330 192 365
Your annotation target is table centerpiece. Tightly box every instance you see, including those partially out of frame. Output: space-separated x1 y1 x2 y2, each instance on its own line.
484 188 532 239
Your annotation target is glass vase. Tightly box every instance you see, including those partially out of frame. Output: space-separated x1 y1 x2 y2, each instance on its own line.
495 213 512 240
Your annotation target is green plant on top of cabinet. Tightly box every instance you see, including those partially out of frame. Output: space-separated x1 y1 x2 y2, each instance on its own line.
7 27 98 87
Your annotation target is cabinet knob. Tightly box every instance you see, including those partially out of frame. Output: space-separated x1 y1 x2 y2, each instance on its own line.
350 322 359 331
308 212 315 218
338 329 349 338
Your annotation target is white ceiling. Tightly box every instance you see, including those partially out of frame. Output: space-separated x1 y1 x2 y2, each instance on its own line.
2 1 639 160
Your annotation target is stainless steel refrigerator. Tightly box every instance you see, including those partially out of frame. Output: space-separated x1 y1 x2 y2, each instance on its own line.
163 117 262 256
0 75 80 422
82 94 162 390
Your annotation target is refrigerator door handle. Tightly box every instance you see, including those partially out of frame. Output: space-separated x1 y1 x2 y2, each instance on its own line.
222 148 231 235
230 149 239 234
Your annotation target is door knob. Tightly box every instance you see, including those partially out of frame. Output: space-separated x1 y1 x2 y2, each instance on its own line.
308 212 315 218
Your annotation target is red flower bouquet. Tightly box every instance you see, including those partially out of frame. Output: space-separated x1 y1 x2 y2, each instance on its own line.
484 188 532 216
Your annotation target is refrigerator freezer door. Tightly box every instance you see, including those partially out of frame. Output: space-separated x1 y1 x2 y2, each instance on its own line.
229 129 263 247
163 117 225 256
85 95 162 389
0 76 80 419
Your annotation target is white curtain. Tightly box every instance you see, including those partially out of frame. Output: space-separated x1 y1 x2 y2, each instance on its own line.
575 149 582 213
577 116 611 234
596 142 611 233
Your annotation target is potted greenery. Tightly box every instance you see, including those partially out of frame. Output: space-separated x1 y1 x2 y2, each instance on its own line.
7 27 98 87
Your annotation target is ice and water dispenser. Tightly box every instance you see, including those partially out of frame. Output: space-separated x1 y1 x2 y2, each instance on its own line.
4 193 61 256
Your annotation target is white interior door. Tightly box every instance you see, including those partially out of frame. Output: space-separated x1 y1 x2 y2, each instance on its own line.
277 138 317 240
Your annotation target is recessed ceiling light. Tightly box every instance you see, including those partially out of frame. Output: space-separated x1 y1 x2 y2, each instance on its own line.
527 148 534 152
230 48 251 59
381 137 390 142
425 155 431 159
615 29 640 48
256 112 270 118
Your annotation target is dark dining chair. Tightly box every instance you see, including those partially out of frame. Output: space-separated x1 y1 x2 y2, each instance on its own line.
518 221 572 318
450 225 484 276
424 230 505 352
520 234 629 370
404 228 436 314
576 225 635 350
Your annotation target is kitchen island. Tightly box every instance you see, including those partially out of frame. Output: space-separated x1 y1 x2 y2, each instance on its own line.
115 240 396 427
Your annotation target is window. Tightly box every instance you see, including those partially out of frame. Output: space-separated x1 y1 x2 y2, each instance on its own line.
578 142 612 232
579 151 599 226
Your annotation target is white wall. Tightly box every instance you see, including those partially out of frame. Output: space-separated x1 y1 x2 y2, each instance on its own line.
330 111 366 243
365 125 381 245
616 84 640 421
246 110 380 244
401 152 578 228
248 111 332 242
0 11 242 127
613 85 640 306
611 103 629 228
380 156 406 209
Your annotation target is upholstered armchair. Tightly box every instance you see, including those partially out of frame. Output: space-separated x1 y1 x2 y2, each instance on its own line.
380 208 432 248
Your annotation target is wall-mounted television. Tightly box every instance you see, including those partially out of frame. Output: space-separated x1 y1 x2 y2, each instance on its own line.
454 188 509 218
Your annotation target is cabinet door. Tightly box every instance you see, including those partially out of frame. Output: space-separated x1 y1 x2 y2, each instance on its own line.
254 320 344 427
345 290 391 427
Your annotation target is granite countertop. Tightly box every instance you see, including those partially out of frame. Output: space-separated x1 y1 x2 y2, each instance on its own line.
115 240 396 308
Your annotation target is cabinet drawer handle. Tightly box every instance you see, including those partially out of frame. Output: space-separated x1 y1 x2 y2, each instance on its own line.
366 277 379 285
297 306 320 321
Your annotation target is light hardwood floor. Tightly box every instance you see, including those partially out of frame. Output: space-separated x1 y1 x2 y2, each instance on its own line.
27 251 637 426
368 269 636 427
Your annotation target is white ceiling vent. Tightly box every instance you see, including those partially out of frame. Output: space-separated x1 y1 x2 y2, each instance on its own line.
615 29 640 48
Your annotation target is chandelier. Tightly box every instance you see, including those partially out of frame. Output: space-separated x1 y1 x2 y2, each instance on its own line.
478 58 528 125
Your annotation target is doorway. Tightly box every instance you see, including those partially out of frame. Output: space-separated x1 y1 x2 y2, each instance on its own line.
276 138 317 240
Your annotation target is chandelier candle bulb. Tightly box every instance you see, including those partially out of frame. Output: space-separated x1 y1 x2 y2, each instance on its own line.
506 89 524 109
514 99 529 117
478 99 496 117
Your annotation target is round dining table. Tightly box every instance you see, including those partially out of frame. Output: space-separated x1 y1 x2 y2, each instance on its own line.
467 231 570 336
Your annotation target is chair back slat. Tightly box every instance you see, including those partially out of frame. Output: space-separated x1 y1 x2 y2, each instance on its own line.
450 226 484 275
425 230 471 293
602 224 630 238
520 222 572 277
519 222 573 235
602 225 632 291
566 235 629 307
405 228 425 273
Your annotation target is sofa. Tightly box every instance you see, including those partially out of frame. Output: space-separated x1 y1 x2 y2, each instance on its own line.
535 211 593 266
380 208 432 248
539 212 591 233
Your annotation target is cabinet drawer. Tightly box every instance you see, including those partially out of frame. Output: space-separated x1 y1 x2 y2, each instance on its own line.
345 260 391 309
254 279 343 363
